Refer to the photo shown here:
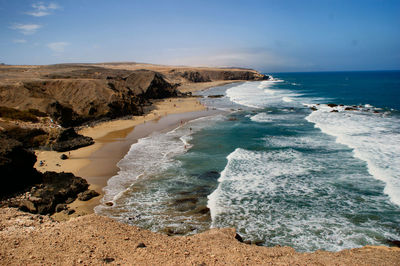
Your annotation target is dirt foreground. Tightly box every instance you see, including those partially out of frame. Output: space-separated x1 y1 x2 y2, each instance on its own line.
0 208 399 265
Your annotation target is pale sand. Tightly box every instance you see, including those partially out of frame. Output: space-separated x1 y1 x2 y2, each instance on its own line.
34 96 209 219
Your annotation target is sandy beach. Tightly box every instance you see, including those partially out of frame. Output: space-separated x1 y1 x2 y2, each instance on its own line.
33 81 230 220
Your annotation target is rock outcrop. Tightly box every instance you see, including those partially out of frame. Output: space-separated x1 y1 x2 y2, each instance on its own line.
51 127 94 152
0 133 42 197
18 171 89 214
0 132 98 214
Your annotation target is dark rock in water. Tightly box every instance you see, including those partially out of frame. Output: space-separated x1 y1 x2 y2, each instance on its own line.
253 240 265 246
386 239 400 247
51 128 94 152
77 189 100 201
172 197 198 212
345 107 357 111
373 110 380 113
0 133 42 197
235 233 244 243
327 103 338 108
198 171 220 181
136 243 146 248
194 206 210 215
207 94 224 98
105 201 113 206
60 154 68 160
330 110 339 113
55 203 67 212
174 197 198 204
310 106 318 111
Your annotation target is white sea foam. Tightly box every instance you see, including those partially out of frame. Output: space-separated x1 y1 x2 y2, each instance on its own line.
306 105 400 206
207 146 399 251
95 115 225 212
282 96 293 102
226 80 302 108
250 112 273 122
208 148 315 222
249 112 305 125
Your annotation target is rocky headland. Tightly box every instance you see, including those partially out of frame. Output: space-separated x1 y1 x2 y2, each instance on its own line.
0 63 269 216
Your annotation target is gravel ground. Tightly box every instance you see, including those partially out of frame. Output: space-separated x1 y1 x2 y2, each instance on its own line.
1 208 399 265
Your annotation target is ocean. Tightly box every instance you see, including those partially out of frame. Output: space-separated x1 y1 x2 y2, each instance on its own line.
95 71 400 252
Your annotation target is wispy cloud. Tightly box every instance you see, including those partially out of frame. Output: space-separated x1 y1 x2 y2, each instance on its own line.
10 24 42 35
13 39 27 44
47 42 69 53
26 2 61 17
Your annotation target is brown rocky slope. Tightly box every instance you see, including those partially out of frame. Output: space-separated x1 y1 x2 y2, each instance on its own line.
0 63 268 127
0 207 399 265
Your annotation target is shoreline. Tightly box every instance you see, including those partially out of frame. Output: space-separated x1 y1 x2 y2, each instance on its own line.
35 81 233 220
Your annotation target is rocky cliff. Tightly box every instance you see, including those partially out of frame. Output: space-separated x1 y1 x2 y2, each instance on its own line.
0 65 178 127
0 133 41 196
0 64 269 127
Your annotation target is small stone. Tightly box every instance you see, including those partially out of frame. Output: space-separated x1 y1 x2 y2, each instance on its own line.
136 242 146 248
63 208 75 215
60 154 68 160
235 233 243 243
105 202 113 206
103 257 115 263
124 237 130 241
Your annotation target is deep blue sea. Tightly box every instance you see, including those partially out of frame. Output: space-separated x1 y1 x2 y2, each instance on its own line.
96 71 400 252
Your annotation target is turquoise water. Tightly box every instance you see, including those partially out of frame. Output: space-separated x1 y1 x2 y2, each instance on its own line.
96 71 400 252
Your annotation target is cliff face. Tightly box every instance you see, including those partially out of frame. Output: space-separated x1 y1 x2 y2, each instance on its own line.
0 63 269 127
176 69 268 83
0 66 178 127
0 133 41 196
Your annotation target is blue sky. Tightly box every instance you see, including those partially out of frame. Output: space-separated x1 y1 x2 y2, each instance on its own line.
0 0 399 72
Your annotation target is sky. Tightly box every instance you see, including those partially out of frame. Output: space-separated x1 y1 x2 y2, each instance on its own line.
0 0 399 72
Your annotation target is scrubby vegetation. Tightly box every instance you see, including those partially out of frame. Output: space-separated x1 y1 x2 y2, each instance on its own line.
0 106 40 122
28 108 48 117
3 127 49 148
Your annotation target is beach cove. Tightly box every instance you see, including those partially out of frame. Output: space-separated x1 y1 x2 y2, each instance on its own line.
1 64 400 265
34 92 221 220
